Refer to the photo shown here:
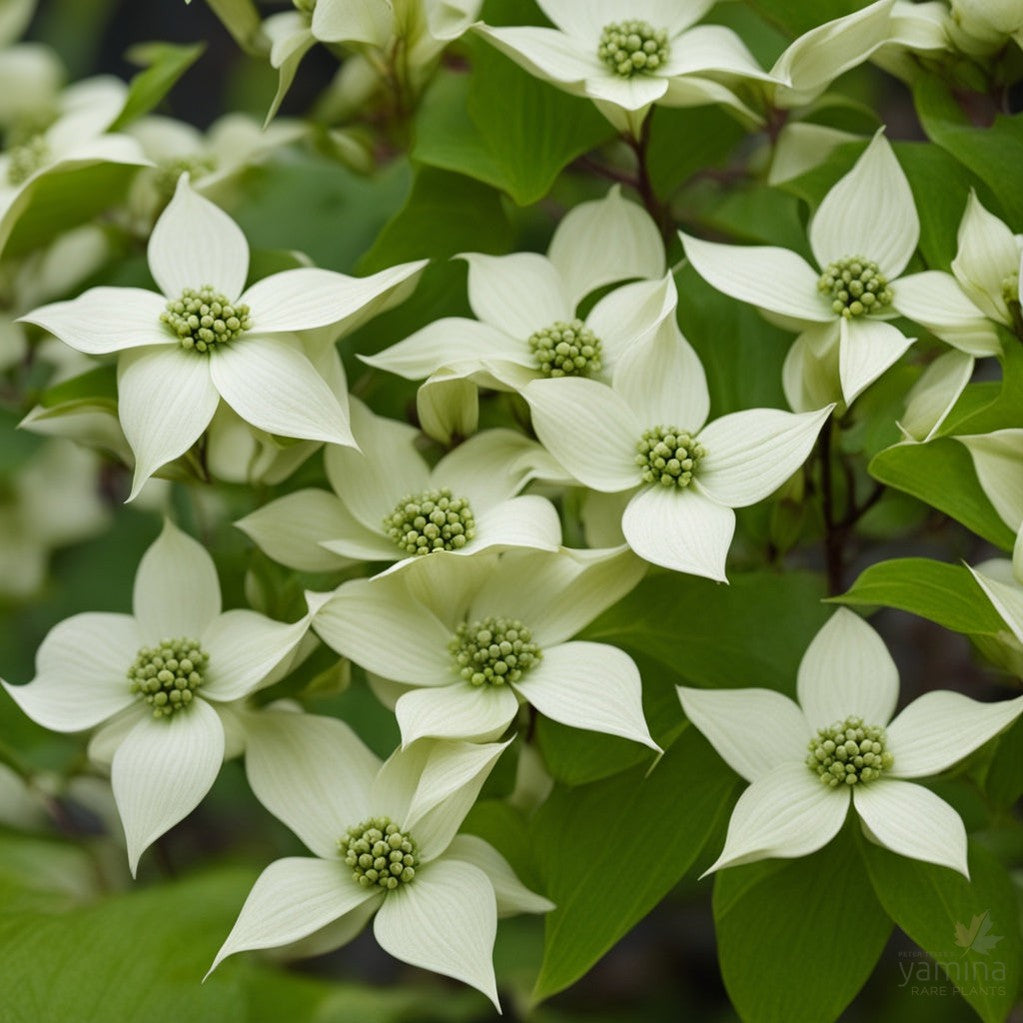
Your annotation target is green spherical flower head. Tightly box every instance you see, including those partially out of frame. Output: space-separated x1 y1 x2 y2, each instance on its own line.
637 426 705 488
598 20 670 77
161 286 252 353
339 817 418 890
528 318 603 378
817 256 893 318
383 488 476 557
450 616 542 687
7 135 49 185
154 156 218 200
807 715 894 787
128 637 208 719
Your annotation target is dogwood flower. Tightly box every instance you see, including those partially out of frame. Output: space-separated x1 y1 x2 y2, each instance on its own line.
237 397 562 575
949 0 1023 54
971 526 1023 654
21 175 426 499
363 185 667 442
0 520 312 873
682 132 923 409
210 709 552 1008
956 428 1023 531
679 609 1023 877
523 316 833 580
474 0 776 135
311 546 657 750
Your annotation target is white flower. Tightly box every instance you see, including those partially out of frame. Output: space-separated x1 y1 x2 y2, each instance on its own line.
311 545 658 750
971 526 1023 656
237 397 562 575
21 175 426 499
679 609 1023 878
0 519 312 873
474 0 776 135
210 709 552 1008
522 315 833 580
871 1 951 83
949 0 1023 54
363 185 668 443
682 132 922 409
898 348 975 443
956 428 1023 532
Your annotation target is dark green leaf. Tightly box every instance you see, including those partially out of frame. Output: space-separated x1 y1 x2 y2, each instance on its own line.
110 42 206 131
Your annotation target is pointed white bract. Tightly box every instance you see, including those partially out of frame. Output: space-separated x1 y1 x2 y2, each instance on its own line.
311 545 658 751
475 0 779 133
363 186 668 443
682 132 924 408
237 396 563 576
21 176 426 498
0 520 313 874
211 709 551 1008
971 526 1023 647
679 609 1023 878
956 428 1023 531
523 320 831 579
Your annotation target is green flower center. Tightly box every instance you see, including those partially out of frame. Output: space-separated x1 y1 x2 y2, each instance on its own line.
161 286 252 353
806 715 894 787
339 817 418 890
153 155 218 199
528 318 603 378
817 256 893 318
450 616 542 687
7 135 49 186
383 488 476 556
128 637 208 718
1000 272 1020 308
636 426 705 488
598 20 670 77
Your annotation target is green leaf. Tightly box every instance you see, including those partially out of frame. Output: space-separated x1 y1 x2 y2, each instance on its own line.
862 839 1022 1023
530 725 738 1000
714 828 891 1023
834 558 1007 636
413 39 615 206
581 569 830 695
359 166 513 273
983 717 1023 808
109 42 206 131
868 440 1016 550
37 364 118 410
646 105 745 200
914 75 1023 228
195 0 266 55
745 0 863 36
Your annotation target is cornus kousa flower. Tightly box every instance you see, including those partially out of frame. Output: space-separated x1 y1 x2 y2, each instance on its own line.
971 526 1023 667
679 609 1023 877
0 520 312 874
236 397 562 576
682 132 927 411
21 175 426 499
523 315 833 580
310 546 658 750
956 428 1023 532
475 0 778 135
210 709 552 1008
363 186 668 443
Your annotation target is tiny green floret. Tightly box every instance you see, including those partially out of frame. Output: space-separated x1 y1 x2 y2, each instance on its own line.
528 318 603 378
383 488 476 556
450 616 541 687
128 637 208 718
7 135 49 185
598 20 670 77
817 256 893 318
637 426 705 488
161 286 251 353
339 817 418 890
807 715 893 787
154 155 218 199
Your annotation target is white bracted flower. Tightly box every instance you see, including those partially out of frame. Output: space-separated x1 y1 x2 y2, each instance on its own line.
682 131 925 409
0 520 313 874
210 709 552 1009
956 428 1023 532
971 525 1023 658
311 545 658 751
679 609 1023 878
949 0 1023 54
20 175 426 499
236 397 562 576
474 0 778 135
363 186 669 443
523 314 833 580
